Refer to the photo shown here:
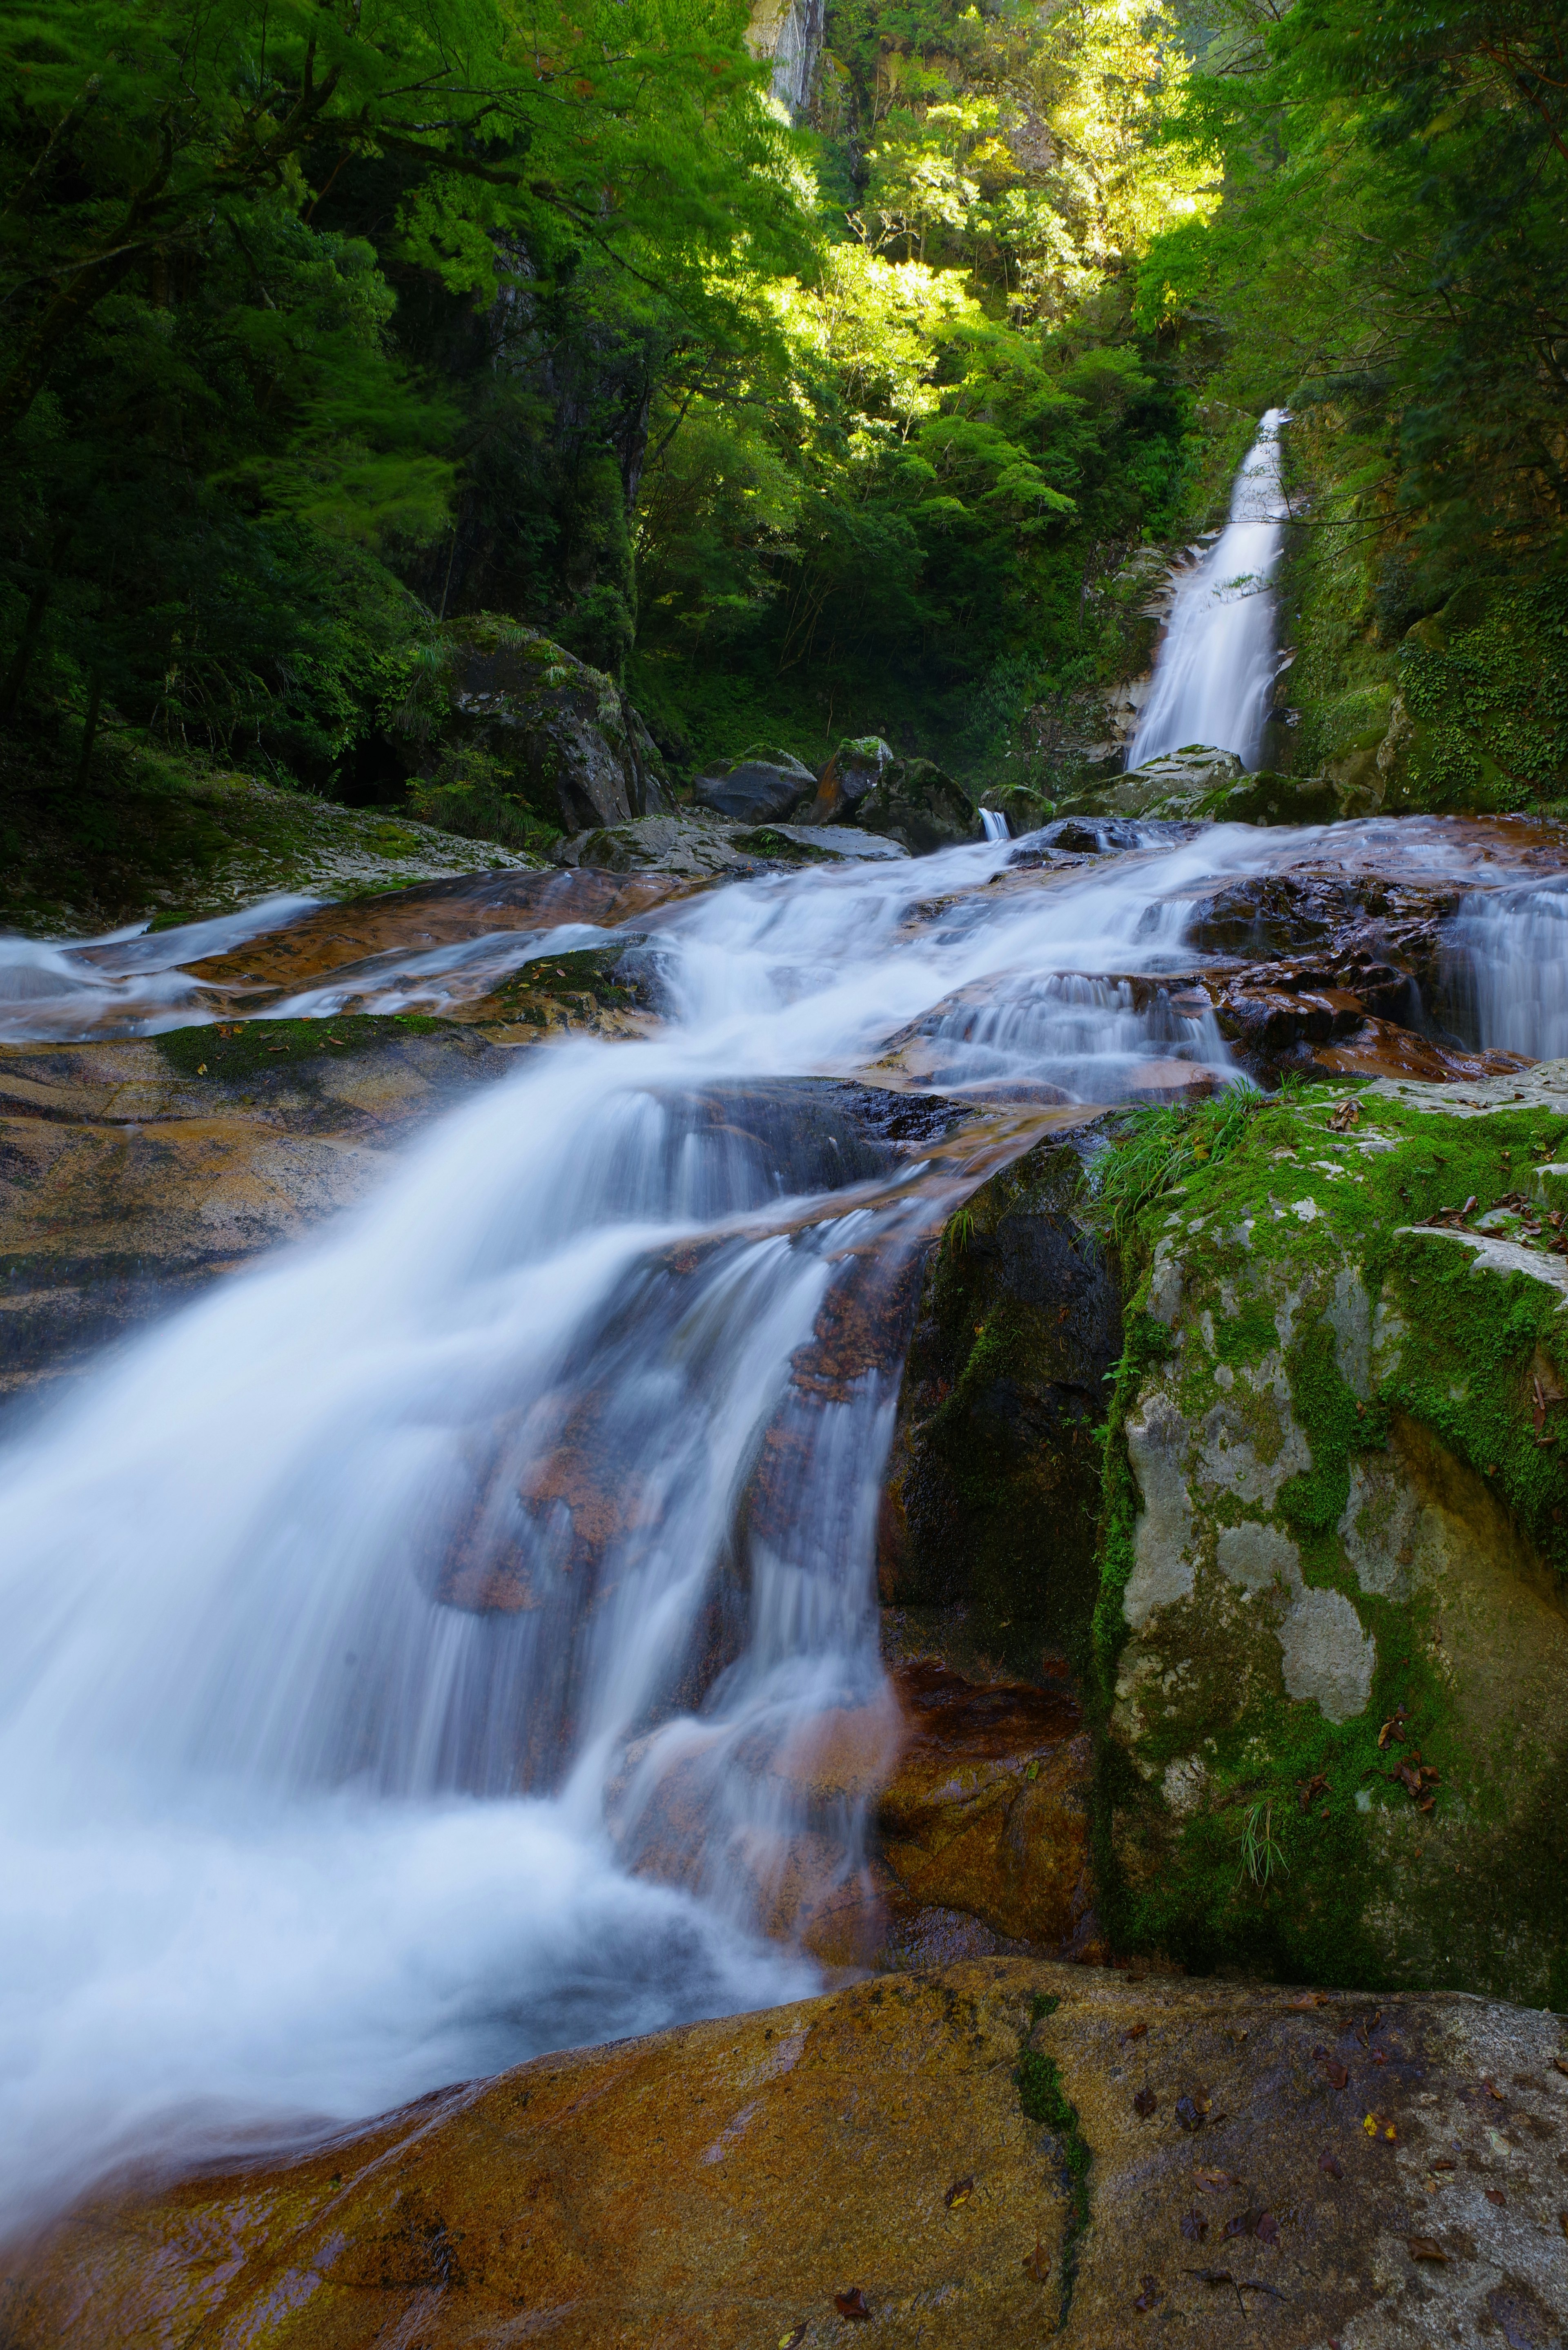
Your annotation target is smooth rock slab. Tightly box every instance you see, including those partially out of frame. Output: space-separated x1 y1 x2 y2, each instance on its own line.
7 1960 1568 2349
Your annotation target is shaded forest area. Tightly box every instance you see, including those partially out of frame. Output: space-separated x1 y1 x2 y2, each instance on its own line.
2 0 1566 897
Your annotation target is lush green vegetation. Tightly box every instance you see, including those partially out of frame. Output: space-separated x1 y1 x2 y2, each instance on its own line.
3 0 1565 873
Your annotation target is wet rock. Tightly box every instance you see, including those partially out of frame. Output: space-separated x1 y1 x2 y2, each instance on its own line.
881 1135 1122 1666
0 1020 510 1405
403 615 669 837
1096 1062 1568 2003
694 745 815 823
553 810 906 879
13 1959 1568 2350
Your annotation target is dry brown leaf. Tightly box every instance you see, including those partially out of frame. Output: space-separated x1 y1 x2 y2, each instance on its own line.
834 2287 871 2321
945 2176 974 2209
1022 2240 1051 2283
1406 2237 1449 2263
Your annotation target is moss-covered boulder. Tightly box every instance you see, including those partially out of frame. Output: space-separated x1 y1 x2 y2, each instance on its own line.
881 1137 1122 1673
857 756 977 854
802 734 895 824
400 615 669 845
1093 1065 1568 2005
1058 747 1341 829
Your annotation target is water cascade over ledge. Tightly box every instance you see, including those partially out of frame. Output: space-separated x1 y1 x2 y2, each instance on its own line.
1128 408 1291 771
0 806 1565 2232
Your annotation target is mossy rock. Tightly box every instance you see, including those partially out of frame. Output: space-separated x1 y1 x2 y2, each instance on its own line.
1090 1067 1568 2003
856 756 975 854
155 1012 450 1082
401 615 670 841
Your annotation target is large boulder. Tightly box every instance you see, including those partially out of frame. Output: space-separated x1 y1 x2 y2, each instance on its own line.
803 734 897 825
1095 1060 1568 2005
693 745 815 823
13 1958 1568 2350
399 615 670 843
857 756 977 854
554 811 908 878
805 737 977 852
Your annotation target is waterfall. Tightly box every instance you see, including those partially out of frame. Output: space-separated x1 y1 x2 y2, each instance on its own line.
2 806 1559 2227
979 808 1010 843
1128 409 1291 771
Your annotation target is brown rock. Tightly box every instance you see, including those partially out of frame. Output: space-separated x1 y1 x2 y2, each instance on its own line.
11 1962 1568 2349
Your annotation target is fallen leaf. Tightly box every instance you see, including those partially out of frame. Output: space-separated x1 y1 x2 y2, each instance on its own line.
1222 2208 1266 2241
1330 1099 1361 1132
1175 2094 1209 2131
1193 2167 1236 2192
1134 2086 1158 2117
1371 2050 1388 2067
1559 2212 1568 2240
1363 2112 1398 2140
1022 2240 1051 2283
1314 2048 1349 2090
780 2330 806 2348
1485 2189 1507 2207
1285 1992 1329 2009
1553 2058 1568 2078
1121 2022 1149 2046
1181 2211 1209 2242
1298 1773 1328 1813
1133 2275 1163 2312
1406 2237 1449 2262
834 2288 871 2320
1431 2158 1455 2172
196 1063 207 1075
1482 2078 1506 2102
1256 2212 1279 2246
1319 2150 1343 2179
945 2176 974 2209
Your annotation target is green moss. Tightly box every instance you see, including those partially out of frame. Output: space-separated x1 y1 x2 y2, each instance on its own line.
155 1012 449 1080
1016 2027 1091 2325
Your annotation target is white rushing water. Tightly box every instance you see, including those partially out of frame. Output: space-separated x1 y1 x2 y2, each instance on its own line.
1128 408 1291 771
0 807 1561 2231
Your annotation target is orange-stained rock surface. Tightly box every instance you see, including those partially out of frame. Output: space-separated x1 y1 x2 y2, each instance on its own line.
7 1960 1568 2350
178 866 697 1014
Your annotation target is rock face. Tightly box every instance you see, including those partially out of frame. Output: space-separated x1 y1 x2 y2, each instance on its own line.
881 1135 1122 1669
746 0 824 114
10 1958 1568 2350
1097 1061 1568 2007
803 734 896 825
694 746 815 823
404 615 669 839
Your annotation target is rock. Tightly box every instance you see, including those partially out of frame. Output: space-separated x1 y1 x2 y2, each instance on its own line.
880 1135 1122 1666
857 756 977 855
401 615 670 841
1096 1061 1568 2004
1060 744 1245 820
0 1019 512 1405
802 734 896 825
980 782 1056 835
553 811 908 878
693 745 815 823
12 1958 1568 2350
1207 770 1341 827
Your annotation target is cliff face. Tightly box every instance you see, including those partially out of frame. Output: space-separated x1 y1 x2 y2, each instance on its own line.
746 0 824 116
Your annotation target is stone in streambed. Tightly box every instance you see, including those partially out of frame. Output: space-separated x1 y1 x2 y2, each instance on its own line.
693 744 815 823
804 738 978 852
13 1958 1568 2350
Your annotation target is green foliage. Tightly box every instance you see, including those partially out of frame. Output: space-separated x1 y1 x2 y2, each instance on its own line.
1015 2036 1091 2320
1091 1080 1266 1243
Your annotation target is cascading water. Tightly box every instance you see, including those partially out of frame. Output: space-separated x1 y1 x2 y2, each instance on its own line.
1128 408 1291 771
2 805 1565 2232
979 808 1010 843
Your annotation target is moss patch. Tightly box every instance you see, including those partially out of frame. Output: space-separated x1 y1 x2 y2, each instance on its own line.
156 1012 450 1081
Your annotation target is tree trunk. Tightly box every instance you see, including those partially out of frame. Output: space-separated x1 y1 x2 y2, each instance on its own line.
74 672 104 790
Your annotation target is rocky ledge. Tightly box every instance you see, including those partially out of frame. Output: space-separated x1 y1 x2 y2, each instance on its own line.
7 1959 1566 2349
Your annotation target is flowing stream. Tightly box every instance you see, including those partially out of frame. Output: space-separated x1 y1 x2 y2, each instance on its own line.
1128 408 1291 771
1 797 1565 2233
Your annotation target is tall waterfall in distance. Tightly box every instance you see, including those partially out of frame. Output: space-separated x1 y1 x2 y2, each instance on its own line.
1127 408 1291 771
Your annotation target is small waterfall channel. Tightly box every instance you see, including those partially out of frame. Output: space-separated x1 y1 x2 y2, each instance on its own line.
1 803 1565 2230
1129 408 1291 771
